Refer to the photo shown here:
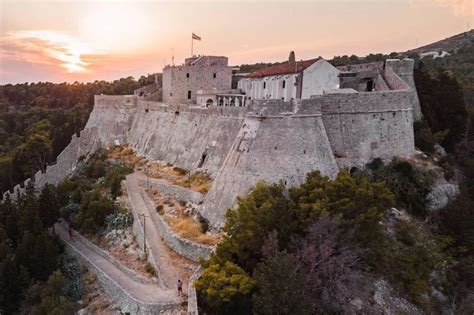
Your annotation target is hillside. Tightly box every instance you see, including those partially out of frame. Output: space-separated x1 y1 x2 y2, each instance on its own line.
406 29 474 54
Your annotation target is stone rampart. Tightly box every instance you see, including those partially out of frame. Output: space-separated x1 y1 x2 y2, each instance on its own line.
314 90 414 168
138 177 204 205
385 59 422 120
383 66 410 90
127 103 244 175
94 95 137 107
1 127 100 200
201 113 339 227
187 267 202 315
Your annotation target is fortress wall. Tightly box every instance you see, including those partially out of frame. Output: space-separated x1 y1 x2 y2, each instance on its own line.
383 66 410 90
375 74 390 91
315 91 414 168
249 99 295 114
94 95 137 107
201 114 339 227
385 59 422 120
85 103 137 147
137 100 248 118
1 127 101 200
127 105 244 174
337 61 384 72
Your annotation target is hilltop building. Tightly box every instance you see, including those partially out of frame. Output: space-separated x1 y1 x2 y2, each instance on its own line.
162 55 233 103
237 57 340 101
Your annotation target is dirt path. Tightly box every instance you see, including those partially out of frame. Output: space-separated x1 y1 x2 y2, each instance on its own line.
56 223 180 305
125 173 194 291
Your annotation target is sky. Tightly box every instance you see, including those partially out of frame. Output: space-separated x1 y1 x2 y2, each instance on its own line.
0 0 472 84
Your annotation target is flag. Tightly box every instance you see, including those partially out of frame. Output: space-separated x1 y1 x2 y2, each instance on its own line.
192 33 201 41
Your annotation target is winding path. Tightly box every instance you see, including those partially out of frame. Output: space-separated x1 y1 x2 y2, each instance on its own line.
56 223 180 305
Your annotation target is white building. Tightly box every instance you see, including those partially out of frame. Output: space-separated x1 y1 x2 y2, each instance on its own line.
237 58 340 101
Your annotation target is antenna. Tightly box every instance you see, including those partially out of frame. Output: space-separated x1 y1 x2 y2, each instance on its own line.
172 48 175 66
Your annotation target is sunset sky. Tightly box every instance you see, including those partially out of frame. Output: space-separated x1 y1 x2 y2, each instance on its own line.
0 0 472 84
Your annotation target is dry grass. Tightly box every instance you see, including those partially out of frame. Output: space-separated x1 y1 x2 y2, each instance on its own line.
106 144 144 170
165 216 219 246
145 188 219 246
174 171 212 194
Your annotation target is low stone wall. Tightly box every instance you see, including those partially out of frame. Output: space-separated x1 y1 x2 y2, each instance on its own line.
128 192 165 288
64 223 155 285
139 177 204 205
187 267 202 315
141 192 213 262
63 237 179 314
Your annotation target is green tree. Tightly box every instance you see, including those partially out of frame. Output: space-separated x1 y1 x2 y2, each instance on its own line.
195 261 255 314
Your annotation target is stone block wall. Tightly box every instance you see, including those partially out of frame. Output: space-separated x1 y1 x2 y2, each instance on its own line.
163 64 232 103
140 193 213 262
316 90 414 168
201 113 339 227
63 240 178 314
138 178 204 205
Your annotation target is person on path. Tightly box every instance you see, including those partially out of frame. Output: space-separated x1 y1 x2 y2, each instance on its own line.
177 279 183 296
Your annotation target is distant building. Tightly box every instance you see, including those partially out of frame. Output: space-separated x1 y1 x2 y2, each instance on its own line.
162 55 233 103
237 58 340 101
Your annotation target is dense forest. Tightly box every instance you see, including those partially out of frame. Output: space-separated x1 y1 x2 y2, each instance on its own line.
0 75 155 194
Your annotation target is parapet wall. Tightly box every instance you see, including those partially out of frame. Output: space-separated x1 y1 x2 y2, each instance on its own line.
314 90 414 168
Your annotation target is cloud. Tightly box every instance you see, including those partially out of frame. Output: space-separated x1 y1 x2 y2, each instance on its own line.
0 30 100 73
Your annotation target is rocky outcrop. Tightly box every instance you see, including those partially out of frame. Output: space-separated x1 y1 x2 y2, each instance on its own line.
427 183 459 211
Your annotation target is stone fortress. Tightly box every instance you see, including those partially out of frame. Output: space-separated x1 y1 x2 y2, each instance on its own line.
3 52 421 229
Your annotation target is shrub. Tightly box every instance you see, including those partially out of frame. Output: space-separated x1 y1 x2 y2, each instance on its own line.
156 204 164 215
195 261 255 313
383 220 451 309
362 158 435 218
105 211 133 229
74 190 115 233
173 166 188 176
144 262 156 276
198 213 209 234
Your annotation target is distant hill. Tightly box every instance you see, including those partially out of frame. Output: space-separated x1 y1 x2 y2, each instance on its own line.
405 29 474 54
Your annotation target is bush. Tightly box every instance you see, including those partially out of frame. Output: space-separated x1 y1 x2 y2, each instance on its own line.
362 158 435 218
198 213 209 234
144 262 156 276
105 211 133 229
156 204 164 215
74 190 115 233
195 261 255 313
383 220 451 309
104 163 133 199
172 166 188 176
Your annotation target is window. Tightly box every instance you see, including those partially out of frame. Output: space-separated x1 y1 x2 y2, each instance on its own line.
282 80 286 88
263 82 266 89
213 73 217 78
186 73 190 78
187 90 191 99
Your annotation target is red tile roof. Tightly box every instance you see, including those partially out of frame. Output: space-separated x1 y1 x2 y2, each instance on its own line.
246 59 319 78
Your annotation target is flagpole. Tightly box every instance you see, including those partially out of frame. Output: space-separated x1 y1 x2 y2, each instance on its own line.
191 36 193 57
